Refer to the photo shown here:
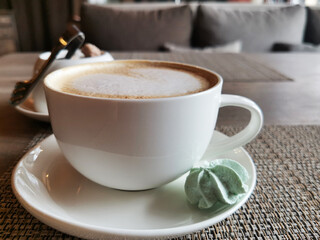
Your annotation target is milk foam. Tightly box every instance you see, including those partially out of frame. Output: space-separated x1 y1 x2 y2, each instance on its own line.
57 63 214 99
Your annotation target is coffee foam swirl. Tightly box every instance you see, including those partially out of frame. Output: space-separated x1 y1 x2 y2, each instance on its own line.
51 61 217 99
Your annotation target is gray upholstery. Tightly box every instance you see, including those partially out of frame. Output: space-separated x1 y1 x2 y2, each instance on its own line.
81 3 193 51
79 3 320 53
162 40 242 53
192 5 307 52
272 42 320 52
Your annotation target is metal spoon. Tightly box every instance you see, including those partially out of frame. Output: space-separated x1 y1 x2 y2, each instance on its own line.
10 24 85 106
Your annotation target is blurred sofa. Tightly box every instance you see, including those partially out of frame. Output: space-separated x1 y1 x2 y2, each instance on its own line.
80 3 320 53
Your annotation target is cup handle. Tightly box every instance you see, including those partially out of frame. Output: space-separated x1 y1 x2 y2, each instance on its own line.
202 94 263 159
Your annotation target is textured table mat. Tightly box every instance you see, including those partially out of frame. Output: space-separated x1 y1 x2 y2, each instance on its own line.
1 125 319 239
111 52 292 82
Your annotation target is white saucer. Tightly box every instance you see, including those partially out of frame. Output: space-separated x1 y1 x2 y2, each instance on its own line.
15 97 49 122
12 131 256 240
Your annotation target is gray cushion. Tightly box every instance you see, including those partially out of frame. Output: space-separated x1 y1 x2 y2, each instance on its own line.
272 42 320 52
81 3 192 51
193 5 306 52
162 40 242 53
304 7 320 45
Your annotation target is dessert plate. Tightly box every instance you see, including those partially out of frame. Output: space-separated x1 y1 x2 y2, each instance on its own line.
12 131 256 240
15 97 49 122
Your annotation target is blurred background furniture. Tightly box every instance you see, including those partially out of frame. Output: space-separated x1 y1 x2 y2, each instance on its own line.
1 1 320 54
79 2 320 52
80 3 308 52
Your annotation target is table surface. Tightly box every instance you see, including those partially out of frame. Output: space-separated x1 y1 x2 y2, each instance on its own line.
0 52 319 239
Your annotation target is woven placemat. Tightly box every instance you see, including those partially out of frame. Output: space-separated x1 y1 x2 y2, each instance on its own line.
1 126 319 239
111 52 292 82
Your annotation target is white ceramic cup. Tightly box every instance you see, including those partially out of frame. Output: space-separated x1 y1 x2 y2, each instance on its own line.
32 50 114 114
44 60 263 191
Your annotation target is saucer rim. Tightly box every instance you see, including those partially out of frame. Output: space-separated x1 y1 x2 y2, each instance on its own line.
11 132 256 239
15 97 50 122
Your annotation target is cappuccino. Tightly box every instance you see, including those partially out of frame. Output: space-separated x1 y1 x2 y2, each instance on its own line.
48 61 217 99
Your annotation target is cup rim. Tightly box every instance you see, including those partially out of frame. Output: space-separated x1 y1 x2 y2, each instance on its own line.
44 60 223 102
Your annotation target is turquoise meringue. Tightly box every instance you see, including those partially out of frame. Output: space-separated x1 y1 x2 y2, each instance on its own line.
184 159 249 210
